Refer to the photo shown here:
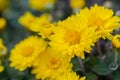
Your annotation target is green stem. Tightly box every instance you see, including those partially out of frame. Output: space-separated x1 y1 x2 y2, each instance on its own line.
114 49 118 64
78 58 86 74
97 41 104 62
109 49 118 70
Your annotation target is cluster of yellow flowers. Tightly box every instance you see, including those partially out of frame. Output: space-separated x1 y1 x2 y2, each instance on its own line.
49 4 120 59
9 36 85 80
9 4 120 80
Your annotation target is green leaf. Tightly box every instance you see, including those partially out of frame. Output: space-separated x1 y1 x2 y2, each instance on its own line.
86 72 97 80
71 57 80 72
117 52 120 65
87 56 99 66
113 71 120 80
92 63 110 75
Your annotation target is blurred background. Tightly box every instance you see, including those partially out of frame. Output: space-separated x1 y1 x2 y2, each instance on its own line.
0 0 120 80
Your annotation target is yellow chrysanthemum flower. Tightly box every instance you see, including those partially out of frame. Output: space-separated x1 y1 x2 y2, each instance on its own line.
49 15 96 59
70 0 85 9
0 38 7 57
31 47 72 79
0 18 6 30
0 0 9 11
9 36 47 71
18 12 36 29
54 71 86 80
80 4 120 40
19 12 54 38
112 35 120 49
29 13 54 38
29 0 56 11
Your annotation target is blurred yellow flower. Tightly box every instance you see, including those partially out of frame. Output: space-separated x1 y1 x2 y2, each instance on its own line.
9 36 47 71
0 18 6 30
29 13 54 38
112 35 120 49
0 60 4 72
0 0 9 11
80 4 120 40
49 15 96 59
70 0 85 9
0 65 4 72
0 39 6 72
0 38 7 57
29 0 56 11
18 12 36 30
19 12 54 38
31 47 72 79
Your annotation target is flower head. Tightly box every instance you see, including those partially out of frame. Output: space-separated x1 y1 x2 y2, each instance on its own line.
112 35 120 49
29 13 54 38
31 47 72 79
0 65 4 72
70 0 85 9
0 18 6 30
80 4 120 40
29 0 56 11
18 12 36 29
9 36 47 71
49 15 96 59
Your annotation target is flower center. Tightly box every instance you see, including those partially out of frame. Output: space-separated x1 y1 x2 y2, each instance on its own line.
64 30 80 45
21 46 34 57
47 57 61 69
